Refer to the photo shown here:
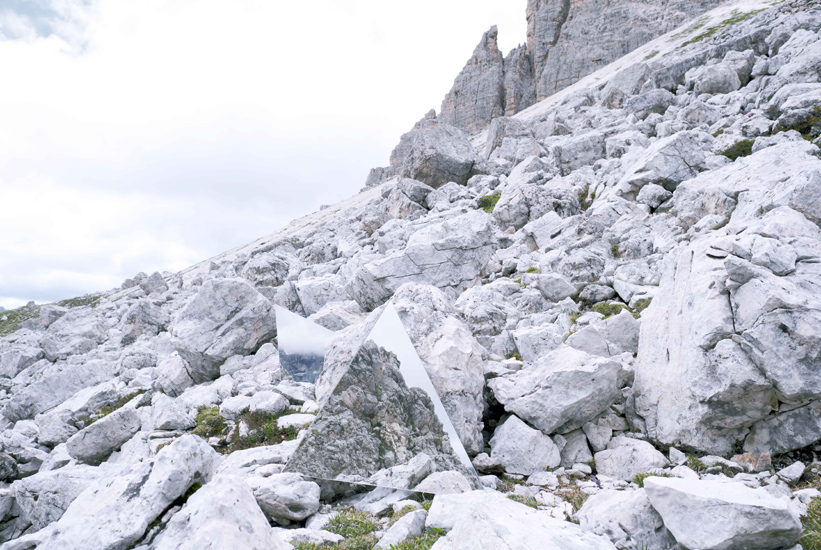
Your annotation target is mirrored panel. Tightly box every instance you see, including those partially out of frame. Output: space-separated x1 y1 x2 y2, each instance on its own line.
284 304 480 492
275 305 335 384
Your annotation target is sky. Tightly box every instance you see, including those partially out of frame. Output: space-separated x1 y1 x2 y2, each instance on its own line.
0 0 527 310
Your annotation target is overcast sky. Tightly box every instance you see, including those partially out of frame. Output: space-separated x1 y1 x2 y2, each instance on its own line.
0 0 526 310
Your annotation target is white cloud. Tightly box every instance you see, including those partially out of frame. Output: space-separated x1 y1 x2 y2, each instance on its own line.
0 0 527 308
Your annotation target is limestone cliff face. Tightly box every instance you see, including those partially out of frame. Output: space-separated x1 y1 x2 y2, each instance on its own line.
438 26 507 134
527 0 727 100
439 0 726 133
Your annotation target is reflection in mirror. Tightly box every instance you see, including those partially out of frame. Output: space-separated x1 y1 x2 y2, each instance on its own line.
274 305 335 384
284 303 480 492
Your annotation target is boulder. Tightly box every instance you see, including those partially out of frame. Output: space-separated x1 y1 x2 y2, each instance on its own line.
489 415 560 475
139 272 168 295
247 473 321 524
489 346 630 435
691 63 742 94
65 405 143 466
376 509 427 548
387 111 478 189
644 477 803 550
566 311 640 358
151 393 195 431
426 490 617 549
30 435 222 550
577 489 676 550
594 437 669 480
171 278 277 383
414 471 473 494
152 475 289 550
154 352 195 398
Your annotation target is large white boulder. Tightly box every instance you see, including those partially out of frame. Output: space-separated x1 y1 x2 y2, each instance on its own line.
152 475 290 550
577 489 676 550
30 435 222 550
426 491 617 549
171 278 277 382
246 473 321 524
644 477 803 550
489 415 560 475
489 346 630 435
593 436 669 480
65 404 143 466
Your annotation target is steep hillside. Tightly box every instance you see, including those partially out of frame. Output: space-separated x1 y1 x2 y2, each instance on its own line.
1 0 821 549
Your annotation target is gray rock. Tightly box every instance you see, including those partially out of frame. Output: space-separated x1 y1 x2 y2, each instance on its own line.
0 453 18 481
153 475 289 550
691 63 742 94
577 489 677 550
376 509 427 548
489 346 630 435
427 490 617 548
644 477 803 550
594 436 669 480
151 393 195 431
558 429 594 468
247 473 320 524
249 391 289 416
625 89 675 120
439 27 505 134
171 278 277 383
65 404 143 465
636 183 673 210
386 111 478 189
278 528 343 547
744 401 821 456
139 272 168 296
489 415 560 475
29 435 222 550
566 311 640 358
776 461 806 486
414 471 473 494
154 352 195 398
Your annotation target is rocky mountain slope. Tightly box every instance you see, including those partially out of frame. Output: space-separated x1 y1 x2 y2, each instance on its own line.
2 0 821 548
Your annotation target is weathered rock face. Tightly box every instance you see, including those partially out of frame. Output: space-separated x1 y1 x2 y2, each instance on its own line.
439 26 506 135
526 0 726 100
644 477 803 550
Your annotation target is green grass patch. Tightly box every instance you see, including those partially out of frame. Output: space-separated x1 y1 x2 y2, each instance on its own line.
682 9 765 46
223 410 300 453
590 303 630 319
611 244 620 258
633 472 673 488
477 193 502 214
508 494 539 509
670 15 709 40
326 508 378 538
192 406 228 439
526 267 540 274
719 139 754 161
632 298 652 317
802 497 821 550
687 455 707 473
75 390 146 428
775 106 821 143
0 304 41 338
56 294 102 309
389 504 418 526
577 187 595 211
644 50 659 60
390 531 445 550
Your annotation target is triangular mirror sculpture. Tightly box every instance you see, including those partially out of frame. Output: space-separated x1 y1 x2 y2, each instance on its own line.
274 305 335 384
285 303 480 493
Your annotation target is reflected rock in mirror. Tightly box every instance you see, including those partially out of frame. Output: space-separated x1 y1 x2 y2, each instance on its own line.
274 305 335 384
285 304 480 493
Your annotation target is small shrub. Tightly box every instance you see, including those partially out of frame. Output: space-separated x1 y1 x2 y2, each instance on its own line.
611 244 621 258
224 410 300 453
719 139 754 161
557 483 589 514
632 298 652 318
508 494 539 509
633 472 673 488
590 303 629 319
336 537 379 550
712 128 725 138
577 187 595 211
192 406 228 439
802 498 821 550
477 193 502 214
526 267 540 274
420 499 433 511
325 508 378 538
687 455 706 473
390 531 444 550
